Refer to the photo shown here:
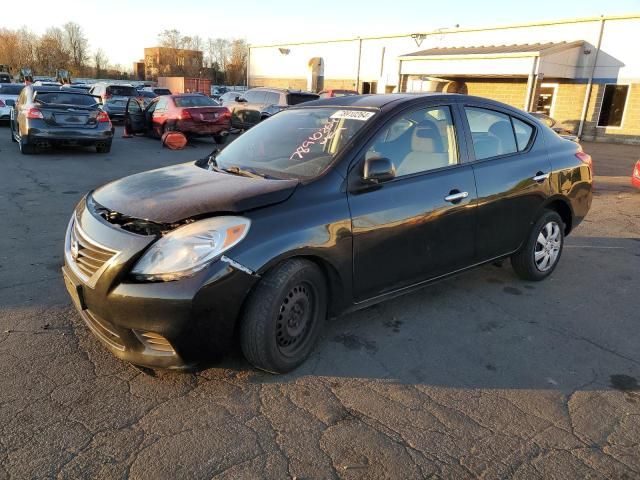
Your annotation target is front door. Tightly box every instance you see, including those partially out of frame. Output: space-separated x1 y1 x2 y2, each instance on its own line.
348 104 477 301
461 105 552 261
125 98 146 134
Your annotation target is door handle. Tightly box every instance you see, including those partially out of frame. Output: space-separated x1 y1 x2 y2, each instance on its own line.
532 172 550 182
444 191 469 203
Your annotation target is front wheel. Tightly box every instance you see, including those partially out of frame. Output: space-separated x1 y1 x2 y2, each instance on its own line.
212 133 227 145
511 210 564 281
240 259 327 374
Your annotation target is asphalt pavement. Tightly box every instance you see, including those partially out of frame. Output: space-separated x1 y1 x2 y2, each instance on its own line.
0 126 638 479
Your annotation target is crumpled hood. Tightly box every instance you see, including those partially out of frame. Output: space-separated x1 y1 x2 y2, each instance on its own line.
92 162 299 223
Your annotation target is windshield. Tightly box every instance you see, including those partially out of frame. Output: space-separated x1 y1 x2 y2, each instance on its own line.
215 107 376 180
174 95 218 107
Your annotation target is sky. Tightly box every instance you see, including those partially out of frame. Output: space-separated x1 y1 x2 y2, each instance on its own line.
2 0 640 67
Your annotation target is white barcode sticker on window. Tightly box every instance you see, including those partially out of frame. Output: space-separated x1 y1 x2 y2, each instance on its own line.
330 110 375 121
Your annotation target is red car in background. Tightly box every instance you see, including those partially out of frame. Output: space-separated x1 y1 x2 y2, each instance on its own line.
318 89 359 98
632 160 640 189
125 94 231 144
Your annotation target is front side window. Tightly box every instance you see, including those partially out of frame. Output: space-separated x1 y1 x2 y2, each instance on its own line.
597 84 629 127
365 106 458 177
465 107 517 160
243 90 266 103
265 92 280 105
214 107 376 180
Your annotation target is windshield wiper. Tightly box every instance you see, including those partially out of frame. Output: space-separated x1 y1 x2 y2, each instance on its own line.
221 166 265 179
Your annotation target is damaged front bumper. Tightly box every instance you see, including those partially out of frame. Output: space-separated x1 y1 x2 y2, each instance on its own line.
62 196 259 369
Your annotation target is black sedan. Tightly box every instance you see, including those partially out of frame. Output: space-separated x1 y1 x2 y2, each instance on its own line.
10 86 114 154
62 94 593 373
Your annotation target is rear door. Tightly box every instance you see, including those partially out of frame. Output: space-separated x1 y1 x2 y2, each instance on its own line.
348 102 477 301
460 104 551 261
234 90 267 128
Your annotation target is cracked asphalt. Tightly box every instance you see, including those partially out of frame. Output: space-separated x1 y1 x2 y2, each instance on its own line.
0 126 639 479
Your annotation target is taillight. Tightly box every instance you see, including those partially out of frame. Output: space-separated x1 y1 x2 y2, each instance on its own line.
633 161 640 179
0 100 5 107
575 151 593 171
97 111 110 123
26 108 44 119
179 109 192 120
220 107 231 120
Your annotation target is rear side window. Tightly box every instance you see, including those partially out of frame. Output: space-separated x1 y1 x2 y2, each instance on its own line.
465 107 517 160
287 93 319 105
512 118 534 151
0 85 24 95
34 93 98 106
174 96 218 107
265 92 280 105
106 85 137 97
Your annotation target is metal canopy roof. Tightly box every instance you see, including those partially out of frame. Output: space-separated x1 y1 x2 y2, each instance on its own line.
402 41 583 58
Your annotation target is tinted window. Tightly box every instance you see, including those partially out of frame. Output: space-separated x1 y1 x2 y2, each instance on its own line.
465 107 517 160
265 92 280 105
366 106 458 176
34 93 99 106
244 90 267 103
154 88 172 95
106 85 137 97
174 96 218 107
597 84 628 127
0 84 24 95
0 74 11 83
287 93 320 105
512 118 534 151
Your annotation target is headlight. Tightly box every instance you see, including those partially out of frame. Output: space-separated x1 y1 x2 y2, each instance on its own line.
131 216 250 281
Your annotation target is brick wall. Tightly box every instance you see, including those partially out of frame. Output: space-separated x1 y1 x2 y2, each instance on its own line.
581 82 640 144
250 77 307 90
463 79 528 109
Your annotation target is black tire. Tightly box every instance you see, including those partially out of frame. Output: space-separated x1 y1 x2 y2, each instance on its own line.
212 134 227 145
18 137 35 155
240 259 327 374
511 209 564 281
96 142 112 153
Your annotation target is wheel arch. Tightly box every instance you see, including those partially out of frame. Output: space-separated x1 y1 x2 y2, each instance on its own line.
542 196 574 235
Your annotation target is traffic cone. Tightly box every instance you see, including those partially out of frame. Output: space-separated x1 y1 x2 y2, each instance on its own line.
122 121 133 138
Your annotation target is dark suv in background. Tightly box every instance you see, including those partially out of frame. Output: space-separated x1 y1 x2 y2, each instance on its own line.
89 83 140 121
226 87 319 129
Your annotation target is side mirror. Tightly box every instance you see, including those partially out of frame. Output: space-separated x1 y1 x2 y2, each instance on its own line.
236 96 246 102
363 157 395 184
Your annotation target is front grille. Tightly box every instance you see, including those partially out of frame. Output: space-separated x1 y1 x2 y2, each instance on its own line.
69 219 117 281
81 309 125 351
134 330 176 356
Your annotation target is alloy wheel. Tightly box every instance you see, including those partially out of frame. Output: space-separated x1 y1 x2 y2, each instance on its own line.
534 221 561 272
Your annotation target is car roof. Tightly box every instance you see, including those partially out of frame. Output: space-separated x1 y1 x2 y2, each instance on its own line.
252 87 317 95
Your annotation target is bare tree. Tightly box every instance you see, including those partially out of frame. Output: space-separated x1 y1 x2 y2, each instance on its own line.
35 27 71 75
93 48 108 78
226 39 248 85
63 22 89 74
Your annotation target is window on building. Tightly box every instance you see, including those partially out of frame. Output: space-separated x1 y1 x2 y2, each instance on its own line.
597 84 629 128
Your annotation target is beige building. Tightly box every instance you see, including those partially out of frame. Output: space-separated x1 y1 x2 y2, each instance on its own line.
144 47 203 80
248 14 640 144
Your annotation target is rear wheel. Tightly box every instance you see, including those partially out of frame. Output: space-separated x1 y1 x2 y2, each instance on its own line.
212 133 227 145
240 259 327 373
511 210 564 281
18 136 35 155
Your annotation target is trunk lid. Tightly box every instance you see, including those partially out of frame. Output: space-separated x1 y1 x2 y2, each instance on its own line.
40 105 99 128
183 106 229 123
